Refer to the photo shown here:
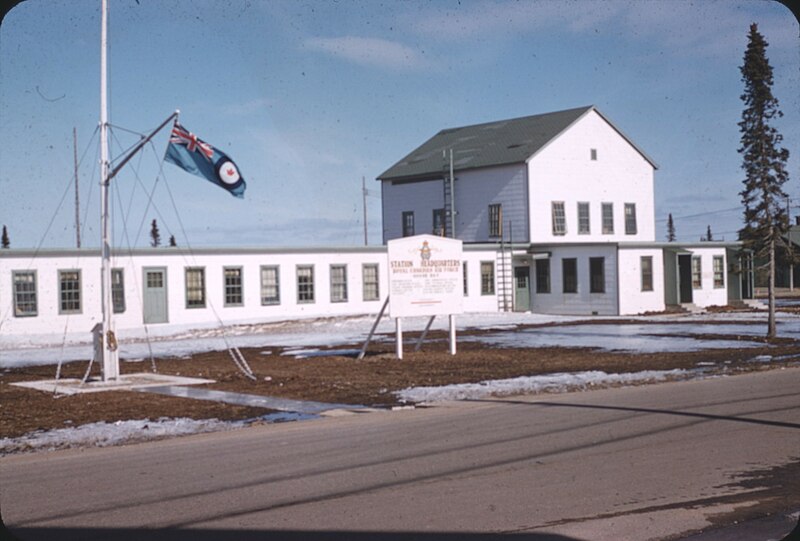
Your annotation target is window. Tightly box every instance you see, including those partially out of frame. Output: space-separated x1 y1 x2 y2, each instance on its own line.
462 262 468 296
691 256 702 289
330 264 348 303
590 148 598 161
602 202 614 234
552 201 566 236
224 267 243 306
13 270 37 317
641 256 653 292
480 261 495 295
489 203 503 238
112 268 125 313
185 267 206 308
297 265 315 303
713 256 725 288
147 270 163 288
59 270 81 314
362 264 380 301
402 211 415 237
562 258 577 293
624 203 637 235
578 202 590 235
260 265 280 305
589 257 605 293
432 209 445 236
535 259 550 294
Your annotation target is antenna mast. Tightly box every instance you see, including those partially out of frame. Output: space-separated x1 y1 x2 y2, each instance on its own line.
73 127 81 248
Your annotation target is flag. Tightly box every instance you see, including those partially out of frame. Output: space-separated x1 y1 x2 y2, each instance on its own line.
165 123 246 198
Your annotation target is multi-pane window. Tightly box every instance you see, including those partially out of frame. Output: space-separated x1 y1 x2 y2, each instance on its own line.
691 256 702 289
59 270 82 314
589 257 605 293
224 267 243 306
402 211 415 237
578 202 590 235
562 258 578 293
462 262 468 296
489 203 503 238
330 264 348 303
185 267 206 308
590 148 598 161
297 265 315 303
362 264 380 301
432 209 445 236
13 270 37 317
480 261 495 295
260 265 280 305
713 255 725 288
535 259 550 294
641 256 654 292
112 268 125 313
624 203 637 235
552 201 566 236
602 202 614 234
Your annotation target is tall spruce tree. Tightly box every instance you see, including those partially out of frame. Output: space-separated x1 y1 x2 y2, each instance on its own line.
666 214 676 242
1 225 9 249
738 23 790 338
150 219 161 248
169 234 177 247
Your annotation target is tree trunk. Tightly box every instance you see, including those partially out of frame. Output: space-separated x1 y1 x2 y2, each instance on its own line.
768 234 777 338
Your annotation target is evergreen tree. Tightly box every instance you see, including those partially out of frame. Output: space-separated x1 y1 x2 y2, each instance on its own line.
1 225 9 249
169 234 177 247
706 225 713 242
738 23 790 338
666 214 676 242
150 219 161 248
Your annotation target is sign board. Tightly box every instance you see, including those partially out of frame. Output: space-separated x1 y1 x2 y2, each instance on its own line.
388 234 464 318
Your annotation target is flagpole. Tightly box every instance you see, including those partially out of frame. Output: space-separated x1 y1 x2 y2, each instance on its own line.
99 0 119 381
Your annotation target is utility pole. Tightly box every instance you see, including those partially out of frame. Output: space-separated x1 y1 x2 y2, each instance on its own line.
73 127 81 248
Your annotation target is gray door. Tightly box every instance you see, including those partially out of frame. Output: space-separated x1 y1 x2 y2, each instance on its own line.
143 267 168 324
514 266 531 312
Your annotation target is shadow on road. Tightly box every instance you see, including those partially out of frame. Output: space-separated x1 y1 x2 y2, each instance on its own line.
5 527 580 541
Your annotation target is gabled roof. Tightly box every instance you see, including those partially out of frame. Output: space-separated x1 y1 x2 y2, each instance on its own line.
377 105 657 182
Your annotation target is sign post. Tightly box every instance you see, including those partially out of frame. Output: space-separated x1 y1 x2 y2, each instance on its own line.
387 234 463 359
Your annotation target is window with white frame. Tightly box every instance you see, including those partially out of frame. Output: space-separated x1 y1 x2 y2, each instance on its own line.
330 264 348 303
691 256 702 289
641 256 653 292
590 148 598 161
624 203 637 235
432 208 445 236
578 202 590 235
589 257 605 293
260 265 280 305
13 270 37 317
480 261 495 295
224 267 243 306
59 270 81 314
552 201 566 236
713 256 725 288
185 267 206 308
402 211 415 237
489 203 503 238
602 202 614 234
362 264 379 301
297 265 315 303
562 258 578 293
112 268 125 313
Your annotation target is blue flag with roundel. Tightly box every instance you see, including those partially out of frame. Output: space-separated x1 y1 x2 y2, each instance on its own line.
165 122 246 198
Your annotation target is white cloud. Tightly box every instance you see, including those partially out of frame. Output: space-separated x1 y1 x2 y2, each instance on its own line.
304 36 430 70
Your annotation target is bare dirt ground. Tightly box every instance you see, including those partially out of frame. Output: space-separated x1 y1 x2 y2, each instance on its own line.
3 320 800 440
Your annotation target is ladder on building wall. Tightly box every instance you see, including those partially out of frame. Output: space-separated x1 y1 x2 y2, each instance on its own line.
497 228 513 312
443 150 455 239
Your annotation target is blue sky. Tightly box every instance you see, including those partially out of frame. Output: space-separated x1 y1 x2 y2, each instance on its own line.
0 0 798 249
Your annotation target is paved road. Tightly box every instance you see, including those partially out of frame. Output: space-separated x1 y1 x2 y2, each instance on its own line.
2 368 799 541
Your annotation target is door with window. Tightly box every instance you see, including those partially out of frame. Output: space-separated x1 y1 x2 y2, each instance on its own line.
143 267 168 323
514 266 531 312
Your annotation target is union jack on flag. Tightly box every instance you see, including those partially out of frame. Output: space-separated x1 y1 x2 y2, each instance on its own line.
164 121 246 198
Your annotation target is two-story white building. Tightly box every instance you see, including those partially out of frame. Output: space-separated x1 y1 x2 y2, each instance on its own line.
378 105 749 316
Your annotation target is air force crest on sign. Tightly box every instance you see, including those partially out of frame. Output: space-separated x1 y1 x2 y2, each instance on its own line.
420 241 432 262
